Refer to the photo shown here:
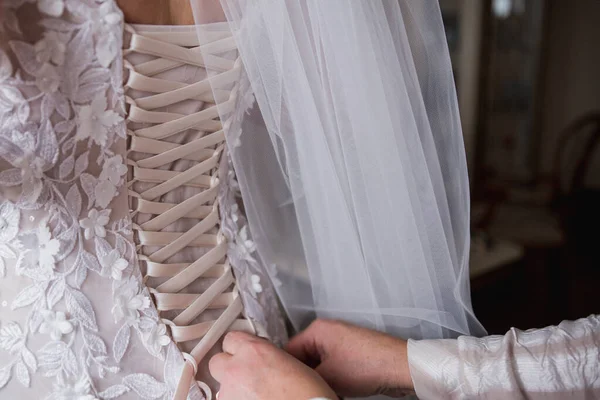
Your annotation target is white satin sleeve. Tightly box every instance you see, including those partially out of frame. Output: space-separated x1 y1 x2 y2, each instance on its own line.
407 315 600 399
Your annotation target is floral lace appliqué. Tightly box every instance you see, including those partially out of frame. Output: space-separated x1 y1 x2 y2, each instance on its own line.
0 1 198 399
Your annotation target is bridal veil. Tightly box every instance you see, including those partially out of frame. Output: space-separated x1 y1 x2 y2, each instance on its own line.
189 0 486 339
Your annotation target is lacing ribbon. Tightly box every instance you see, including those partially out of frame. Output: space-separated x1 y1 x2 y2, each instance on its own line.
123 24 252 400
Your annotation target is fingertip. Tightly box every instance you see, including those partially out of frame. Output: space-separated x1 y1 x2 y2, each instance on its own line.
226 330 258 344
285 329 306 353
222 330 255 355
224 330 248 341
284 340 300 358
208 352 232 382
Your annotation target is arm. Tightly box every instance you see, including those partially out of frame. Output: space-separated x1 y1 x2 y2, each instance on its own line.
288 316 600 399
208 316 600 400
286 320 414 398
408 315 600 399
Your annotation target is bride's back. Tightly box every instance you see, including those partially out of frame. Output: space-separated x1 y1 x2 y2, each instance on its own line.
116 0 225 24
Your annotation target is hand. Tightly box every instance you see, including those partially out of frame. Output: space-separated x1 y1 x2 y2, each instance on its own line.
286 319 415 398
209 331 338 400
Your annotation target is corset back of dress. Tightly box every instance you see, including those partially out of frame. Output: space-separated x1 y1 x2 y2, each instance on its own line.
123 23 286 397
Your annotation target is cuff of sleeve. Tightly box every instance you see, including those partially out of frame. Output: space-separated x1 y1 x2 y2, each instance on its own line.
407 338 461 400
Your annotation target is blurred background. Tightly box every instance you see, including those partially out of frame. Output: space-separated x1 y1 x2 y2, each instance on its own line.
440 0 600 333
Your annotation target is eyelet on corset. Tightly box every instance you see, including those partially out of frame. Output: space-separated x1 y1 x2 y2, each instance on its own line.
197 381 212 400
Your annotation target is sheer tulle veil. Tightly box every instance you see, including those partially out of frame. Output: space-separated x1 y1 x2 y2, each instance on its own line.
189 0 487 340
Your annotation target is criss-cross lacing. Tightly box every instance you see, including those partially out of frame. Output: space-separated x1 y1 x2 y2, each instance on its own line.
123 24 253 400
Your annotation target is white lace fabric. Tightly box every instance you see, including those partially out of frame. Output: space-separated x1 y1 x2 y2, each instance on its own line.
0 2 284 400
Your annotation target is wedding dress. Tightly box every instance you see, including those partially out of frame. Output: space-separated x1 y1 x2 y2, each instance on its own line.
0 1 484 400
0 2 284 399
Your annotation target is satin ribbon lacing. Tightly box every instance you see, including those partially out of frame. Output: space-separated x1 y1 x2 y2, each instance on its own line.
123 24 253 400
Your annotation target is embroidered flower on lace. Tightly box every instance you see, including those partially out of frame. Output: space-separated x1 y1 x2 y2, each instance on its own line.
88 2 122 34
50 375 98 400
75 93 122 147
0 128 57 204
38 0 65 17
36 62 61 94
100 249 127 280
94 179 118 209
99 155 127 185
250 274 263 297
83 1 122 68
235 225 256 262
96 34 119 69
79 208 110 240
267 263 282 288
9 143 44 199
15 153 45 184
230 203 240 223
144 323 170 356
34 31 67 66
112 277 151 324
38 310 73 340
